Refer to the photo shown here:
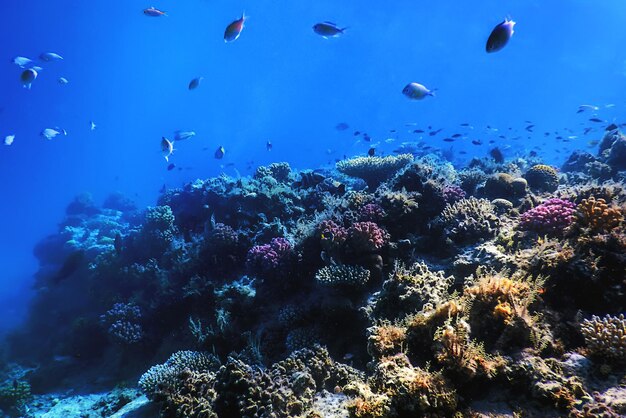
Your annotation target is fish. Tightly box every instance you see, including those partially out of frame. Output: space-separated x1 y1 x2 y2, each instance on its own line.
4 135 15 146
41 127 67 140
486 18 516 53
21 68 38 89
224 14 247 42
294 171 326 189
167 163 176 171
577 104 599 113
429 129 443 136
363 133 371 142
161 137 174 162
174 130 196 141
52 250 85 284
525 124 535 132
214 145 225 159
460 123 472 127
313 22 347 38
114 233 123 255
402 82 435 100
335 122 349 131
589 118 605 123
451 133 462 138
413 129 425 133
588 140 599 147
39 52 63 61
489 147 504 163
471 139 482 145
58 77 69 85
144 7 167 17
266 140 272 151
583 127 593 135
368 147 375 156
385 138 395 143
188 77 203 90
443 138 455 142
13 56 34 68
90 121 97 131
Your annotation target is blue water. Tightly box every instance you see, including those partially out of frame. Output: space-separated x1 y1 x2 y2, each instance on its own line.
1 0 625 334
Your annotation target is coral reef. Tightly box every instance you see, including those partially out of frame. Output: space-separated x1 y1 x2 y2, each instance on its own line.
435 197 500 245
580 314 626 362
519 198 576 235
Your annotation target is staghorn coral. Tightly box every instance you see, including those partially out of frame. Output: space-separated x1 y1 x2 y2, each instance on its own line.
315 265 370 288
337 154 413 189
368 261 453 321
437 197 500 245
580 314 626 362
138 350 220 398
575 197 623 233
519 198 576 235
525 164 560 193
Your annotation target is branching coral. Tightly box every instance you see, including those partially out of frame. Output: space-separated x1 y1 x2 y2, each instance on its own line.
246 237 293 273
368 261 453 321
315 265 370 288
337 154 413 189
437 197 500 245
580 314 626 362
519 198 576 235
346 222 389 253
138 350 220 398
575 197 623 233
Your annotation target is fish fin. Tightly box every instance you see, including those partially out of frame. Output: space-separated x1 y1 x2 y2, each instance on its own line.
340 26 349 32
164 155 169 162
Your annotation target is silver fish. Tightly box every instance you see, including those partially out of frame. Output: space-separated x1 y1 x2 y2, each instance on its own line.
161 137 174 162
174 130 196 141
58 77 69 85
41 127 67 140
402 82 435 100
13 56 34 68
4 135 15 146
40 52 64 61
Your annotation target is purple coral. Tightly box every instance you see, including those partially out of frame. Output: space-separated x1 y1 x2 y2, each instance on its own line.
360 203 387 222
206 223 239 249
442 185 466 204
100 302 143 344
519 198 576 235
246 237 293 272
347 221 389 252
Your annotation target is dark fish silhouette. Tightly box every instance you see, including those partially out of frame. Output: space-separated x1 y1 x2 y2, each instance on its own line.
486 19 516 53
335 122 349 131
114 233 123 256
490 147 504 163
167 163 176 171
52 250 85 283
368 147 375 156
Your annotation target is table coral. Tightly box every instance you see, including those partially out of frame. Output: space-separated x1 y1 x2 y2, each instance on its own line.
336 154 413 189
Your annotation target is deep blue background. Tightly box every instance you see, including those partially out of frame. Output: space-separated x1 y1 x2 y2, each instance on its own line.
1 0 625 334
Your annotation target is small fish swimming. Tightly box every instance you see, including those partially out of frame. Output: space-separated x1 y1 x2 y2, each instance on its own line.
353 131 361 136
174 130 196 141
224 14 247 42
90 121 97 131
443 138 455 142
335 122 349 131
39 52 63 61
13 56 34 68
577 104 599 113
490 147 504 163
21 68 38 89
363 133 371 142
451 133 462 138
188 77 203 90
4 135 15 146
167 163 176 171
161 137 174 162
144 7 167 17
471 139 482 145
429 129 443 136
589 118 605 123
402 82 435 100
313 22 347 38
41 127 67 140
214 145 225 159
525 124 535 132
58 77 69 85
368 147 375 156
266 140 272 151
486 18 516 53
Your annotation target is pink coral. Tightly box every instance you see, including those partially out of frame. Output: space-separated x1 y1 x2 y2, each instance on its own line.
442 185 466 204
246 237 293 272
519 198 576 235
360 203 387 222
317 220 347 248
347 221 389 252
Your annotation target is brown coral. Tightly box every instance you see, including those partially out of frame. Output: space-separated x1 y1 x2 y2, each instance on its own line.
576 197 623 233
525 164 560 193
367 322 407 359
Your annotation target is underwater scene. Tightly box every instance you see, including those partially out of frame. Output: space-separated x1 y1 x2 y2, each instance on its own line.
1 0 626 417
